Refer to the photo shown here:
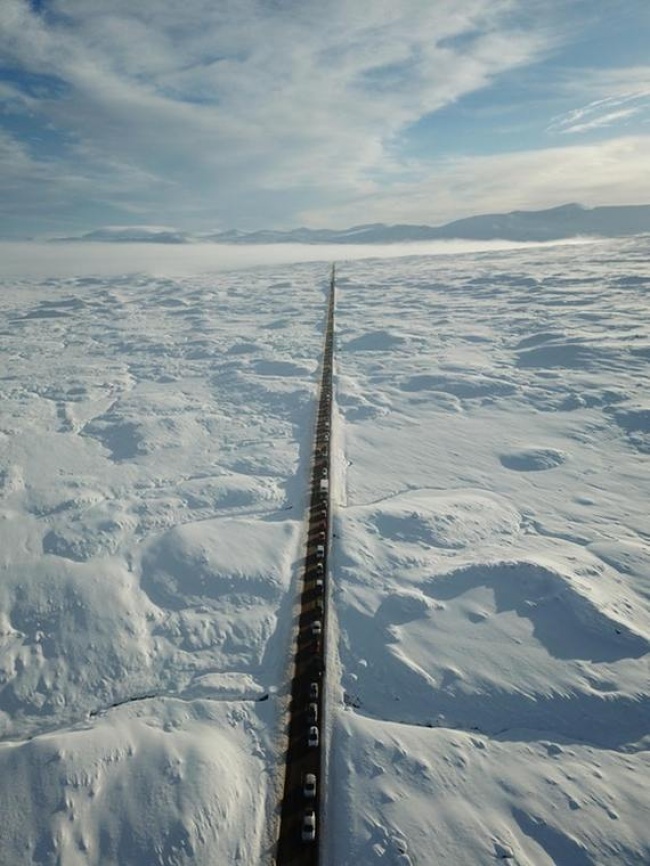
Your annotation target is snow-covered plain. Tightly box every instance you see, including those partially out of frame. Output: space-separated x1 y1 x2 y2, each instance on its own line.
0 262 326 864
0 236 648 865
329 237 650 866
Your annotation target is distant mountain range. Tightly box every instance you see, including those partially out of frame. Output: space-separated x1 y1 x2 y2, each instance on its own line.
57 203 650 245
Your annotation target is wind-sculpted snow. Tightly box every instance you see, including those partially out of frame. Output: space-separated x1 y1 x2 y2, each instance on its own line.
329 237 650 866
1 238 649 865
0 699 274 865
0 263 325 864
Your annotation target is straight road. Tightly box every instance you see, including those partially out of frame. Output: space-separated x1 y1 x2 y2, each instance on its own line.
275 267 335 866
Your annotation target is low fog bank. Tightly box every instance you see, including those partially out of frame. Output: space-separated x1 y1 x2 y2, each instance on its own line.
0 237 598 278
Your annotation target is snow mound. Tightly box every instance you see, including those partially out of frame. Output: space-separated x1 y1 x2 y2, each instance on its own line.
0 700 271 865
499 447 566 471
423 560 648 663
367 489 521 551
338 555 649 746
343 330 407 352
177 473 283 513
0 557 155 738
140 516 298 608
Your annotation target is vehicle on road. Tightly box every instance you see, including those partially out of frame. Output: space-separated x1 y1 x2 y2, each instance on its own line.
315 578 324 593
302 810 316 842
316 544 325 559
303 773 317 799
309 681 319 699
308 726 319 748
311 620 322 637
308 702 318 723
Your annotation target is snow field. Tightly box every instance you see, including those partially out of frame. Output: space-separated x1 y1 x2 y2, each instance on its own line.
329 238 650 865
0 237 648 864
0 263 329 864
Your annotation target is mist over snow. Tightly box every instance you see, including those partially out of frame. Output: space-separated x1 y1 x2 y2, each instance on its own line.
0 235 649 865
0 237 596 280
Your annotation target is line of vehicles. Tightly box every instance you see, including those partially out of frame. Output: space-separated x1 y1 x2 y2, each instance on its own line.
300 295 334 848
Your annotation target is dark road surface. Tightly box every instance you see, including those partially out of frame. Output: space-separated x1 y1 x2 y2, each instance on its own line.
275 267 335 866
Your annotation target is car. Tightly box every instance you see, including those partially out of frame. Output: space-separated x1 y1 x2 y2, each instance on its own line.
308 726 319 748
316 544 325 559
309 681 319 699
302 810 316 842
315 578 324 594
308 702 318 723
311 620 322 637
303 773 317 799
315 561 324 575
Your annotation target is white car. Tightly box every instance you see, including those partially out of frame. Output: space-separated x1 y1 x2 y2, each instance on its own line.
303 773 317 799
302 810 316 842
311 620 322 637
308 725 319 748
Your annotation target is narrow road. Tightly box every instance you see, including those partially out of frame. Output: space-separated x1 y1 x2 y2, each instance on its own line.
275 266 335 866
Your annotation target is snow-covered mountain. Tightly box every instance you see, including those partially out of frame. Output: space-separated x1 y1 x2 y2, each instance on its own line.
55 203 650 245
431 202 650 241
61 225 191 244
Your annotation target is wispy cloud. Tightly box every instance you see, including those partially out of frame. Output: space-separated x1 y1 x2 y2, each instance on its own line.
0 0 556 233
0 2 648 235
549 91 650 135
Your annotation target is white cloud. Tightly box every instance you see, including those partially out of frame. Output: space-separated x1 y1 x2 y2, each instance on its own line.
558 107 642 134
0 0 556 231
549 90 650 135
298 135 650 227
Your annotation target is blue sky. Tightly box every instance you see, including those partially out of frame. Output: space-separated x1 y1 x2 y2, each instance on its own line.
0 0 648 237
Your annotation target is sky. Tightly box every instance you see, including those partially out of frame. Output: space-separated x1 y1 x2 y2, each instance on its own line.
0 0 649 237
